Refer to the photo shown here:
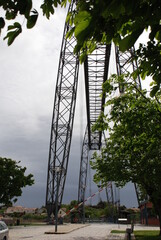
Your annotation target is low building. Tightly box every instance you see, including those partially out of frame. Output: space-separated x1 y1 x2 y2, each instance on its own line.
140 201 160 226
58 208 66 218
5 206 25 215
36 207 47 215
119 207 140 224
5 206 37 215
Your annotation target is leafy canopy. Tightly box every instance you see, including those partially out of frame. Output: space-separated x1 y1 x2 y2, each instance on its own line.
1 0 161 95
0 0 68 45
68 0 161 51
0 157 34 205
91 76 161 207
67 0 161 96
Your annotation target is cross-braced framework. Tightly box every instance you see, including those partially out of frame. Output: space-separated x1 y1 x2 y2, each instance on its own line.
46 1 142 219
106 183 114 204
84 45 111 150
116 46 141 90
78 127 115 220
78 126 89 204
77 45 113 216
45 2 79 217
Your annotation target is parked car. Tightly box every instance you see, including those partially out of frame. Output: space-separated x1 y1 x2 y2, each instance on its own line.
0 221 9 240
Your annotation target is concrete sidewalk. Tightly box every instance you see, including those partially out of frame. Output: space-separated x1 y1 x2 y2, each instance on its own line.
9 223 160 240
44 223 126 239
44 223 160 239
9 223 125 239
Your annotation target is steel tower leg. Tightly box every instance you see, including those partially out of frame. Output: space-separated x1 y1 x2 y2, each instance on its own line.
78 126 89 222
105 183 115 221
102 132 117 221
102 132 115 208
115 46 141 90
78 126 89 204
106 183 114 204
46 2 79 218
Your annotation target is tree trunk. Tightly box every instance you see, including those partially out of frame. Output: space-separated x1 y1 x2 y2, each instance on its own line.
152 200 161 236
158 208 161 236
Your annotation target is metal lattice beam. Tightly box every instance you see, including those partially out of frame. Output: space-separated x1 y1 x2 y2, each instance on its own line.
46 0 142 218
84 45 111 150
46 2 79 218
78 45 111 209
116 46 141 91
78 126 89 203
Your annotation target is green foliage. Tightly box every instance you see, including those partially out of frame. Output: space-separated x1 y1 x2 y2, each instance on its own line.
88 203 119 219
1 0 67 45
104 204 118 218
85 206 104 219
26 10 39 29
23 213 47 220
0 208 6 215
96 200 106 209
91 77 161 226
69 200 78 208
0 17 5 34
74 10 92 45
4 22 22 46
66 0 161 95
62 200 120 220
0 157 34 205
1 0 161 95
1 0 34 44
69 1 160 52
41 0 55 19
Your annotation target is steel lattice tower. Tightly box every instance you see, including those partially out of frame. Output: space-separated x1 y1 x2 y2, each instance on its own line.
46 1 141 218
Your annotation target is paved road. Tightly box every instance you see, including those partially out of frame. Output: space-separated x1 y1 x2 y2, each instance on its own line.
9 223 160 240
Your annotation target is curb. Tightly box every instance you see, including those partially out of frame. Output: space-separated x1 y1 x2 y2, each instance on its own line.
44 224 90 234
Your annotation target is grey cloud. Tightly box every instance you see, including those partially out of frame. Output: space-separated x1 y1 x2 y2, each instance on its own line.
0 8 138 209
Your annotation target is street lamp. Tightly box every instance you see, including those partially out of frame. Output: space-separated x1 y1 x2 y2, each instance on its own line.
53 166 65 233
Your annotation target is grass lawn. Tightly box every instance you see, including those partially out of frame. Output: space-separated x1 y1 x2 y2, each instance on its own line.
111 230 126 234
111 230 161 240
134 230 161 240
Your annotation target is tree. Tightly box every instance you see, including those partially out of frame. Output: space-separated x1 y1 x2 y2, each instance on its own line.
0 0 67 45
1 1 161 95
67 0 161 96
0 157 34 205
91 77 161 234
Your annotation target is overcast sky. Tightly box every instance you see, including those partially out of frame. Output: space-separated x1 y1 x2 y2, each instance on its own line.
0 5 140 209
